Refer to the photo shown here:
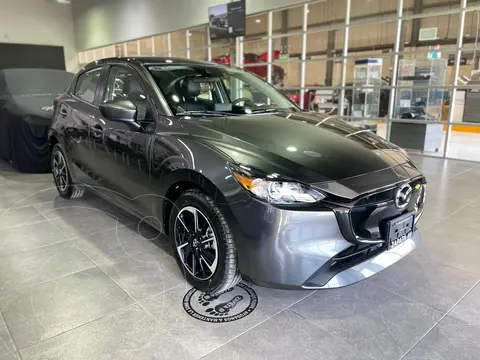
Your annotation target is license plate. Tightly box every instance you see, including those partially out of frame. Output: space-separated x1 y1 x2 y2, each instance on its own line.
385 212 415 249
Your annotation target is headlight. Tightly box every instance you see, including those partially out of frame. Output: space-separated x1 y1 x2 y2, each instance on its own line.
232 171 325 204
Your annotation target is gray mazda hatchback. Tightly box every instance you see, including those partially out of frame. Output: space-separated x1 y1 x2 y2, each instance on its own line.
49 57 426 293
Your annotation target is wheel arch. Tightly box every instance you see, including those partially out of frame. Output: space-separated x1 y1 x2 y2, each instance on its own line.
48 133 59 152
162 169 230 235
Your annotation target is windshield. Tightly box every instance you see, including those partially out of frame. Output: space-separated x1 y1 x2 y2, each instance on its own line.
147 63 298 115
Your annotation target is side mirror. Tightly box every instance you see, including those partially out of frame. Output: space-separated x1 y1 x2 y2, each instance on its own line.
100 99 137 123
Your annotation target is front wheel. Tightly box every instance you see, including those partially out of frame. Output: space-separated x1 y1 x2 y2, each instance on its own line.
169 189 241 294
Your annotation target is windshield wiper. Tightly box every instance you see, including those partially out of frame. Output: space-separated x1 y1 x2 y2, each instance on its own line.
250 108 283 114
178 110 233 117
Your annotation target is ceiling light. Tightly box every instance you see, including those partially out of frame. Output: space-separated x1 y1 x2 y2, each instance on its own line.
286 146 297 152
255 19 261 23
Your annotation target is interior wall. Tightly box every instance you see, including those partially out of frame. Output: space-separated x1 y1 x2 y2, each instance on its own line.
71 0 310 51
0 0 78 72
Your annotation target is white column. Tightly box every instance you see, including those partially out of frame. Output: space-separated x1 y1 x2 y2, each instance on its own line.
137 39 141 56
186 30 191 59
238 37 244 68
123 42 128 56
339 0 351 116
167 33 172 57
386 0 404 140
267 11 273 84
151 36 155 56
444 0 467 158
299 3 309 109
207 27 212 61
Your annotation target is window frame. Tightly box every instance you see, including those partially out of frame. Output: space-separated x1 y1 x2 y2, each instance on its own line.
102 64 148 104
100 63 159 128
72 66 104 105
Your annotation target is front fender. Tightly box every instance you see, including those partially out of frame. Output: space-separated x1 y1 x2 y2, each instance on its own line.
149 135 252 227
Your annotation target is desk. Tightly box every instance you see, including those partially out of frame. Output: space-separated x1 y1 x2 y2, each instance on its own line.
390 122 443 153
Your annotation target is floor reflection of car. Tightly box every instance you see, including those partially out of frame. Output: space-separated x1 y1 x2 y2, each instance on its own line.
213 51 285 85
50 57 426 294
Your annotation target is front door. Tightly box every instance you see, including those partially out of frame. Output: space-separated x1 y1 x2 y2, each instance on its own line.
93 65 157 216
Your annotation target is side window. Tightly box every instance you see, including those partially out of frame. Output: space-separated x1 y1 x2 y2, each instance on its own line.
74 68 102 103
103 66 154 127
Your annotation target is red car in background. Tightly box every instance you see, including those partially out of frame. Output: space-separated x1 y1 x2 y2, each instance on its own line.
283 89 317 110
213 51 285 85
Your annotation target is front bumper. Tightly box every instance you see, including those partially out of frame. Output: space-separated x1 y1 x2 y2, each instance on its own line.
229 198 420 290
309 233 419 289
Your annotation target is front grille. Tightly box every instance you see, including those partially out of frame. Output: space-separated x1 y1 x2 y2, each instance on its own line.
334 178 425 244
351 201 398 239
355 188 396 207
352 179 424 240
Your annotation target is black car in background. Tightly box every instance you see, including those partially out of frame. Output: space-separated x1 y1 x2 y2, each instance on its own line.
0 69 74 172
49 57 426 293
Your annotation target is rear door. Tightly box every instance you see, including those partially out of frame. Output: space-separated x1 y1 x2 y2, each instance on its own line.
64 67 103 184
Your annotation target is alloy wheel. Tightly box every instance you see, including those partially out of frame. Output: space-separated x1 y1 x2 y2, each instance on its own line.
174 206 219 280
52 150 68 192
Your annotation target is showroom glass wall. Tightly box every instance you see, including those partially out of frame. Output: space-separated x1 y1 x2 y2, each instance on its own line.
78 0 480 162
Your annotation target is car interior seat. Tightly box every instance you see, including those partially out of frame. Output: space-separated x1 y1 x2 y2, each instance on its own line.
176 77 212 112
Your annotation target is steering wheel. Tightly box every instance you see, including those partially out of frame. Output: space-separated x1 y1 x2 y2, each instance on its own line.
232 97 258 107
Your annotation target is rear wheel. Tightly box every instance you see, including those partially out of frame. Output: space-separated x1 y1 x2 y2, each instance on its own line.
51 144 84 199
169 189 241 294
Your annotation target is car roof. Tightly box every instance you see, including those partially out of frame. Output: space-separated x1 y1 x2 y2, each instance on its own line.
83 56 225 70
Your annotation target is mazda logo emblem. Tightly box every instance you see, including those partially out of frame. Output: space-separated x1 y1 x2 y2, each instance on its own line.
395 183 412 209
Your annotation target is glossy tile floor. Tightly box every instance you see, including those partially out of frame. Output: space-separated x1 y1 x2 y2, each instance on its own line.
0 155 479 360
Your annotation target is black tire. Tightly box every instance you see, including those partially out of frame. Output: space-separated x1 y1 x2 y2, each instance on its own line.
169 189 241 294
51 143 85 200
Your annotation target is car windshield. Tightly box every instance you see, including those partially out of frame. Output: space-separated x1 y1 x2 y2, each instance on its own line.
147 62 298 116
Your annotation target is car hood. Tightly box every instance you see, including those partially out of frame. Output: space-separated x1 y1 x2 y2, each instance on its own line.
181 112 422 198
